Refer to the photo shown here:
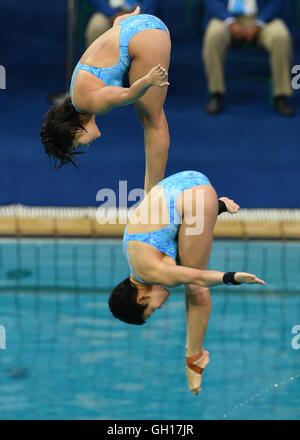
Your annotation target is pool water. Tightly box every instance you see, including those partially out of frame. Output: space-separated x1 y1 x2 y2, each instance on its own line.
0 239 299 420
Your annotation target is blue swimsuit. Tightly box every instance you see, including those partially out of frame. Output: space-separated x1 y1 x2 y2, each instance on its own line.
123 171 212 284
70 14 168 112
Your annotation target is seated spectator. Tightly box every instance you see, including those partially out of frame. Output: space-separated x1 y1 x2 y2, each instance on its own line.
86 0 160 47
202 0 294 117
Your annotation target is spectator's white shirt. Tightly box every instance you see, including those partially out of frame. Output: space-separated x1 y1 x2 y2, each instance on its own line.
110 0 123 7
109 0 137 9
228 0 258 16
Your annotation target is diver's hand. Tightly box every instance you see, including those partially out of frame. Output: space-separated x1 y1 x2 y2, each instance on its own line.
219 197 240 214
186 350 210 395
234 272 266 285
131 5 141 16
113 6 140 26
146 64 169 88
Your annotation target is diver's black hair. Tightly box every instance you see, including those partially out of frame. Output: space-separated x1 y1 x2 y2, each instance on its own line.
108 278 147 325
40 96 87 169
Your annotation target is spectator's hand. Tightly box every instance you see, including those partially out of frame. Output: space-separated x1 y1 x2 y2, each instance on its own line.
112 6 140 26
243 24 261 44
229 22 245 41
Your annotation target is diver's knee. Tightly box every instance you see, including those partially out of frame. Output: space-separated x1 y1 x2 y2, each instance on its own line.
138 107 167 129
185 284 211 304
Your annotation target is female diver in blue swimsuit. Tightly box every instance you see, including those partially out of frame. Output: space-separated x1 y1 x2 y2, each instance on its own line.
108 170 265 395
41 7 171 192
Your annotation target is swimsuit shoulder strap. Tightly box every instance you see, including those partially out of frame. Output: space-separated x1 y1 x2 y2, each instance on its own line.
69 62 84 113
123 227 147 285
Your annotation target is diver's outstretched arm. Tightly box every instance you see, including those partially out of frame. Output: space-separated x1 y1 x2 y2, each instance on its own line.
147 264 266 288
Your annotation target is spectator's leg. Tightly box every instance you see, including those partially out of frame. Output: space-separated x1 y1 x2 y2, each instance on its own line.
258 19 293 98
202 19 231 95
85 12 111 47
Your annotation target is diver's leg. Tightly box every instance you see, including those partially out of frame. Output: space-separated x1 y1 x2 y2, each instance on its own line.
128 29 171 192
177 184 218 394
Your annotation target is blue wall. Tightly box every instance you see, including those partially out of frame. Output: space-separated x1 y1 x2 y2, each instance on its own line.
0 1 300 208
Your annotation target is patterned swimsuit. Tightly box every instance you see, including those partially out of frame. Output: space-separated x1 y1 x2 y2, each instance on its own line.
123 171 212 284
69 14 168 112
